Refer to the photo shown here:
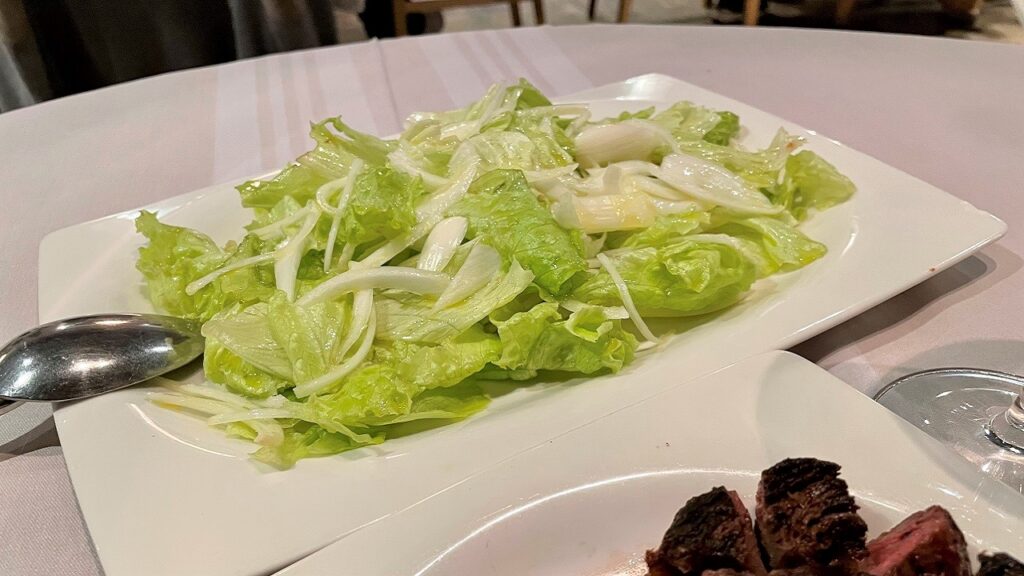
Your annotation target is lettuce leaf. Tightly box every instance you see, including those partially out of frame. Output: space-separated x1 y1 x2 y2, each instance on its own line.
771 150 856 220
376 260 534 343
339 166 422 245
572 239 756 317
135 211 273 322
238 117 394 211
708 215 827 276
702 111 740 146
493 303 637 375
451 170 587 296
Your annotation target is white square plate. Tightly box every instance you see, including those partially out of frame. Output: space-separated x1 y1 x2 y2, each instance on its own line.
275 351 1024 576
39 74 1006 576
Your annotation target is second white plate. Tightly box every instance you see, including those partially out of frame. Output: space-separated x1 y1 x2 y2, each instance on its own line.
277 351 1024 576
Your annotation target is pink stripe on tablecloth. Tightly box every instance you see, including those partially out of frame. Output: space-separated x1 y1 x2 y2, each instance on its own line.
501 27 594 96
382 37 457 122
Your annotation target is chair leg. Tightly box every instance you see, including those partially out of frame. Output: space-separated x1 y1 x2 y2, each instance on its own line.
393 0 408 36
617 0 634 21
743 0 759 24
589 0 598 20
510 0 522 26
835 0 856 24
533 0 545 24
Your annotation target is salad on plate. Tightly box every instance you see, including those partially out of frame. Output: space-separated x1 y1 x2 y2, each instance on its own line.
137 80 854 468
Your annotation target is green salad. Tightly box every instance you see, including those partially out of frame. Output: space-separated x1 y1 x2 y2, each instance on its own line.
138 80 854 468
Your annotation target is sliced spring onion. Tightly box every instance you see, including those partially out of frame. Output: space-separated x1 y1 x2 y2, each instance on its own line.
433 242 502 310
360 166 477 268
207 408 296 426
274 207 321 301
418 217 468 272
556 193 657 234
185 253 274 296
595 253 659 344
387 148 450 189
657 153 782 215
335 242 356 272
293 312 376 398
559 299 629 319
323 158 366 272
248 205 312 239
575 120 675 168
296 267 449 306
148 392 285 447
333 289 373 362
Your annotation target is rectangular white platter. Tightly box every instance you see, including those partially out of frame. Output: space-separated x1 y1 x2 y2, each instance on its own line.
274 351 1024 575
38 74 1007 576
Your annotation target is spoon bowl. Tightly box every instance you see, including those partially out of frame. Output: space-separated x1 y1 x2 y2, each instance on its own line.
0 315 204 403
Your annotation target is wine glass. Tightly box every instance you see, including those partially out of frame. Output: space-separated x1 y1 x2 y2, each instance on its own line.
875 368 1024 494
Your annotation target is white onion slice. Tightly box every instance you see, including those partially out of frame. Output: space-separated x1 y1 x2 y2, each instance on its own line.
323 159 365 272
248 205 312 239
293 312 376 398
334 289 373 362
418 217 468 272
274 207 321 301
297 267 449 306
656 153 781 215
595 253 659 344
433 243 502 310
185 253 274 296
575 120 675 168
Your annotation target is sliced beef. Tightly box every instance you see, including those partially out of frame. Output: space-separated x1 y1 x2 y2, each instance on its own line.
768 568 822 576
861 506 970 576
755 458 867 575
978 552 1024 576
646 486 768 576
702 570 755 576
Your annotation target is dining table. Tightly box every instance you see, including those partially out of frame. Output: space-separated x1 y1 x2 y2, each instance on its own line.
1 23 1022 576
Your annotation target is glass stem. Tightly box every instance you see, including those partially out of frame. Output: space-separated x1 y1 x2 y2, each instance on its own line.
986 389 1024 454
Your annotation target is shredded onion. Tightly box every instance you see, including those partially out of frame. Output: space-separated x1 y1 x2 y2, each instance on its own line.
293 312 377 398
297 267 449 306
334 290 373 362
433 242 502 310
559 299 629 319
248 205 312 239
595 253 659 344
360 166 477 268
418 217 468 272
185 253 274 296
323 158 365 272
274 207 321 301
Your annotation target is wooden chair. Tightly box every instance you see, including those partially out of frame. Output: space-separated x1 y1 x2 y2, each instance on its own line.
587 0 634 22
392 0 546 36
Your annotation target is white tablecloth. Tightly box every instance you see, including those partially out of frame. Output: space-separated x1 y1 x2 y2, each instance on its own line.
1 24 1022 575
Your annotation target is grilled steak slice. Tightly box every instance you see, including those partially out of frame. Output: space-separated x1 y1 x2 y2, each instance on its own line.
646 486 768 576
978 553 1024 576
703 570 755 576
755 458 867 575
861 506 970 576
769 568 821 576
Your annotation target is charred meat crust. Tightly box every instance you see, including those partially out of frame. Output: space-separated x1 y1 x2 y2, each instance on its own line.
646 486 768 576
978 553 1024 576
755 458 868 575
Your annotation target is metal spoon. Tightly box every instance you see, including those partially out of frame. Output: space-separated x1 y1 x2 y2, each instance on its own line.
0 315 204 403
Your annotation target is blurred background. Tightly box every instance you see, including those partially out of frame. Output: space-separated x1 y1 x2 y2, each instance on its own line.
1 0 1021 113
